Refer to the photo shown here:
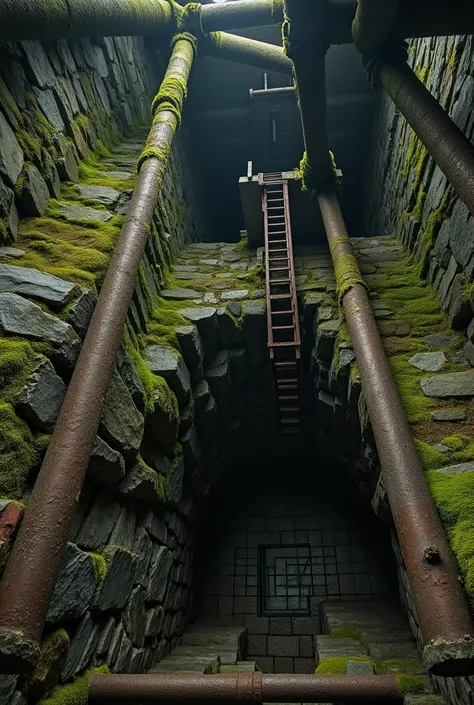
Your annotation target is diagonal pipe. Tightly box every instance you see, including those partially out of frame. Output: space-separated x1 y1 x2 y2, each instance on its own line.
318 188 474 677
0 36 196 675
376 58 474 217
205 32 293 75
89 672 403 703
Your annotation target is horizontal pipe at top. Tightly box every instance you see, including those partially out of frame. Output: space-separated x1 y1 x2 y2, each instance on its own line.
89 673 402 703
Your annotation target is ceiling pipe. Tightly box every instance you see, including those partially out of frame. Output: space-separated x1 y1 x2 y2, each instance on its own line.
200 0 284 32
207 33 293 75
377 58 474 217
318 188 474 677
0 36 196 675
89 672 403 704
284 0 332 187
0 0 175 41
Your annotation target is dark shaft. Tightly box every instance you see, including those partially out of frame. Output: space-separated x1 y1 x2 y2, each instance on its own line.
0 38 195 674
89 673 402 704
318 189 474 677
379 60 474 217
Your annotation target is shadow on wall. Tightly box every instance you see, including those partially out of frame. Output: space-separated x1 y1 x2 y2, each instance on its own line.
194 452 398 673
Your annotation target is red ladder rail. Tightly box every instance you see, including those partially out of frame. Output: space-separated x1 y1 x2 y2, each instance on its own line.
262 174 302 435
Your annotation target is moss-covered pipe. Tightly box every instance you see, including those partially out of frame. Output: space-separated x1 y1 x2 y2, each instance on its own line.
0 37 195 675
206 32 293 75
0 0 175 41
200 0 283 32
319 188 474 678
284 0 332 188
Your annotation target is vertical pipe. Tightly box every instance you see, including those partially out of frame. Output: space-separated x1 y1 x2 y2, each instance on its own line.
284 0 332 186
378 59 474 216
317 189 474 677
0 38 196 674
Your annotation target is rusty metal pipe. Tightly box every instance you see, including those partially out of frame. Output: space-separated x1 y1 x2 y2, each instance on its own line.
208 33 293 75
89 673 402 704
318 189 474 677
201 0 284 32
0 38 196 675
378 59 474 217
0 0 174 41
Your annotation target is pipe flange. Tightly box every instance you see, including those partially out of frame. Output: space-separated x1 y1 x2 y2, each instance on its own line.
423 638 474 677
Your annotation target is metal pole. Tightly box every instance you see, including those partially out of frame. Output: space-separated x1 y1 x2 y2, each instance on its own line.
250 86 296 98
89 673 403 704
0 0 174 41
208 33 293 75
318 188 474 677
378 59 474 217
284 0 332 187
0 37 196 675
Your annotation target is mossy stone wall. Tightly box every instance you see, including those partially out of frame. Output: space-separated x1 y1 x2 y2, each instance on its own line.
0 33 208 705
365 35 474 333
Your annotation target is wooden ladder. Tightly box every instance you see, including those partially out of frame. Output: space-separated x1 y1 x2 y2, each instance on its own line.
261 173 302 435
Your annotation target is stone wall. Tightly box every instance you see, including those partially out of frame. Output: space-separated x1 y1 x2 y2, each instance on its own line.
365 35 474 337
0 34 208 705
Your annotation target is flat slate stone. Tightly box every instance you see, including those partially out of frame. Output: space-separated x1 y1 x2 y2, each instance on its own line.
178 307 218 339
408 352 446 372
0 292 80 370
69 288 96 339
47 542 96 623
420 370 474 398
15 358 65 432
93 545 136 611
431 410 466 422
77 184 120 207
0 264 75 308
106 170 134 180
174 265 197 273
161 288 200 300
437 461 474 474
0 112 23 187
221 290 249 301
423 332 454 349
88 436 126 486
145 545 173 603
118 461 162 504
145 345 191 407
0 247 25 259
16 164 50 216
59 203 113 222
76 492 121 551
60 612 99 682
100 367 144 459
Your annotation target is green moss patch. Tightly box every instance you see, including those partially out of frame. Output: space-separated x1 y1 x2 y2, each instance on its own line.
315 657 373 675
39 665 110 705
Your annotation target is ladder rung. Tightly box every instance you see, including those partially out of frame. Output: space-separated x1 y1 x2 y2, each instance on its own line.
268 240 287 245
270 294 291 300
281 418 300 425
275 360 297 366
273 325 294 331
270 279 291 284
280 408 300 413
269 266 290 272
278 395 299 400
272 310 293 316
277 378 298 384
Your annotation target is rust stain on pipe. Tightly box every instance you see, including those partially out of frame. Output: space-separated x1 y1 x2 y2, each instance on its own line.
0 39 195 674
89 673 402 704
378 60 474 217
318 189 474 677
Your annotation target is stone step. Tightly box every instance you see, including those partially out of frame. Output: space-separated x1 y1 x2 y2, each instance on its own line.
359 627 415 643
221 662 258 673
379 659 425 675
367 642 419 661
151 655 218 674
172 645 238 665
314 636 367 664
